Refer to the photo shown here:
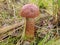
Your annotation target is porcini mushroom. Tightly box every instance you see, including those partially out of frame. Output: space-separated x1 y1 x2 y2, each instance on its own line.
20 4 40 41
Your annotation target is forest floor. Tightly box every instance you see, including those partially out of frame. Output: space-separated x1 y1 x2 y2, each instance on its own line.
0 8 60 45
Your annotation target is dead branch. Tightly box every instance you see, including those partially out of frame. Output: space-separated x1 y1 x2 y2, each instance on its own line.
0 20 24 34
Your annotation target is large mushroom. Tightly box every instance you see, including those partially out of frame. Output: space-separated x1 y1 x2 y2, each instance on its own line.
20 4 40 41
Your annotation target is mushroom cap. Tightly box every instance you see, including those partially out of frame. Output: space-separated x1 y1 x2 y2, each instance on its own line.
20 4 40 18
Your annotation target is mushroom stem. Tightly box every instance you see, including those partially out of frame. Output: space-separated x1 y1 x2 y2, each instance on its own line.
26 18 35 41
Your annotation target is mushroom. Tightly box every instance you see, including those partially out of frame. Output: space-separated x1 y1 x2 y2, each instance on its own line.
20 4 40 41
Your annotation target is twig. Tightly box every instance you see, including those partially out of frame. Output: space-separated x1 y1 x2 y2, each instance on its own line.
0 20 24 34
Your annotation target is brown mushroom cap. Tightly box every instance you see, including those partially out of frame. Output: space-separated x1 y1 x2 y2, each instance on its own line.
20 4 40 18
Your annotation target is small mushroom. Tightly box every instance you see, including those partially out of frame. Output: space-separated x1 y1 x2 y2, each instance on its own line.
20 4 40 41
